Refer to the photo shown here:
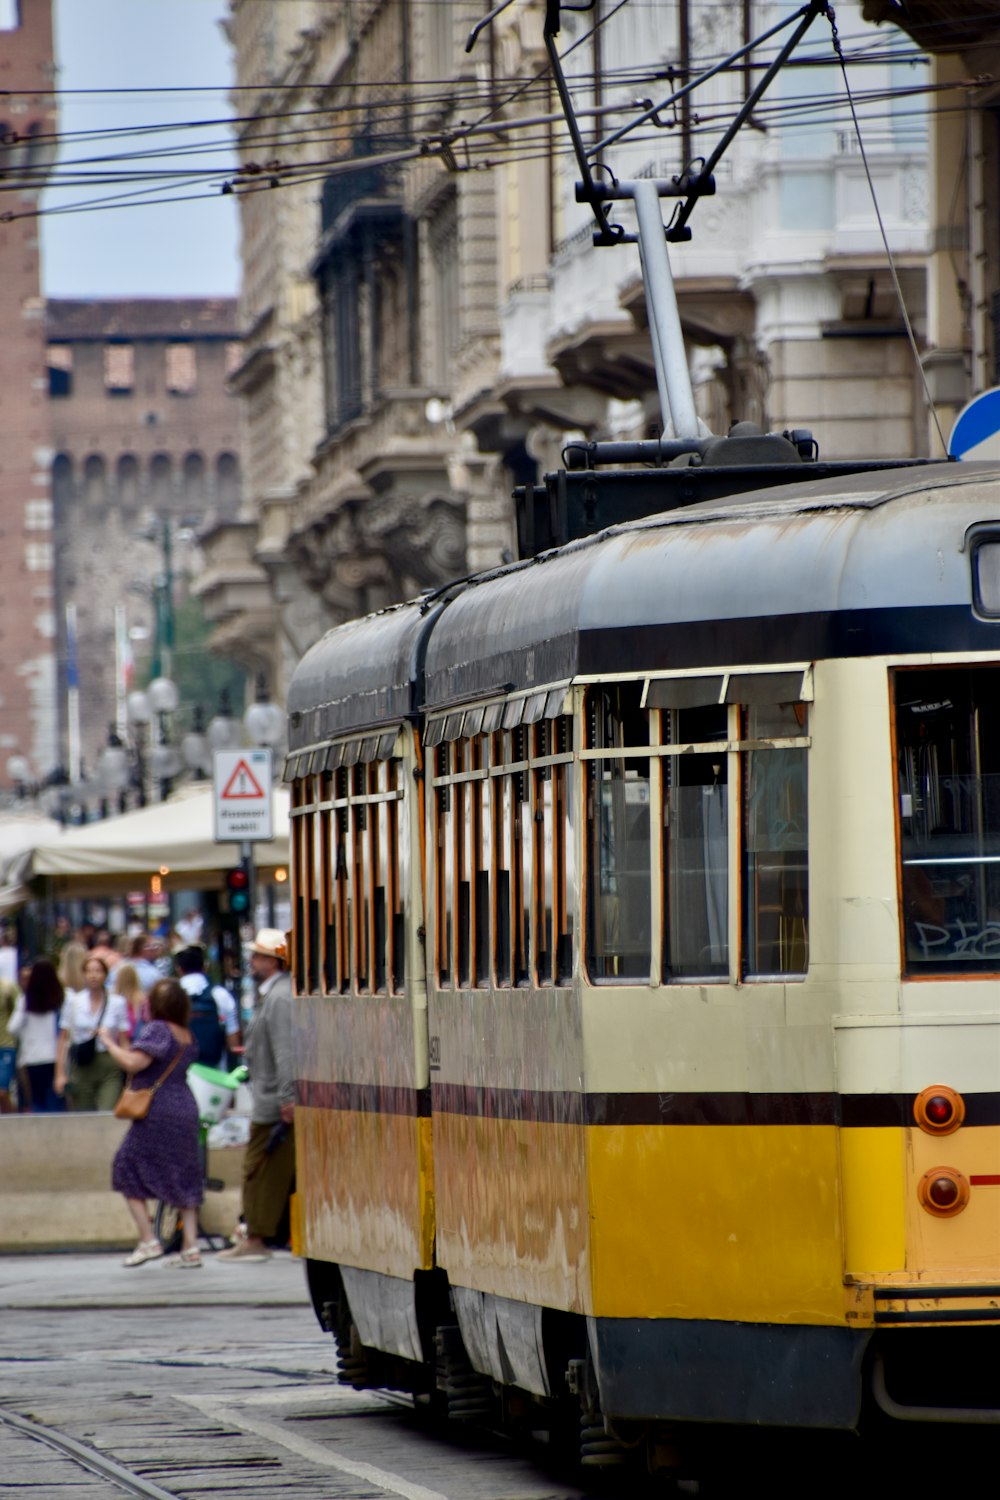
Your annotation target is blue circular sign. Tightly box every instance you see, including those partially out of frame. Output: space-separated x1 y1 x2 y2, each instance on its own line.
950 387 1000 461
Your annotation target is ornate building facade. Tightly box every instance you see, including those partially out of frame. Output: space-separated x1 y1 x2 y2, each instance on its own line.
209 0 931 704
863 1 1000 443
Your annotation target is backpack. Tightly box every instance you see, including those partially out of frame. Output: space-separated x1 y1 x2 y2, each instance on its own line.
186 976 226 1068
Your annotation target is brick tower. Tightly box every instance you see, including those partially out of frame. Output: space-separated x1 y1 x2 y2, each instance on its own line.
0 0 58 785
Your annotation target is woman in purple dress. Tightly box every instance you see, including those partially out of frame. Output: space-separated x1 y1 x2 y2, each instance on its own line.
99 978 204 1268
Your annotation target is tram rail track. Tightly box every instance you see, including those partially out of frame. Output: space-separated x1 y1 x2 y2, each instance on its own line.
0 1403 182 1499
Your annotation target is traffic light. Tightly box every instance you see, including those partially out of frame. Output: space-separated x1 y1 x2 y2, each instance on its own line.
225 858 251 915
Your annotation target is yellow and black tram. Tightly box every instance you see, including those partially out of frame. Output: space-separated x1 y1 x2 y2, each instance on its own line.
284 449 1000 1465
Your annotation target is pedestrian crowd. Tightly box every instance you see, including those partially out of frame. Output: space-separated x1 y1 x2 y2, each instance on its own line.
0 915 295 1273
0 915 242 1114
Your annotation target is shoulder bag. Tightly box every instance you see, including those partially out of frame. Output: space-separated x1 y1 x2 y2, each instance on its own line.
114 1045 184 1121
69 994 108 1071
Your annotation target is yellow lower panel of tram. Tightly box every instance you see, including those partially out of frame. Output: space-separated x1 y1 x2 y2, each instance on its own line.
296 1106 434 1276
586 1124 847 1325
434 1112 593 1314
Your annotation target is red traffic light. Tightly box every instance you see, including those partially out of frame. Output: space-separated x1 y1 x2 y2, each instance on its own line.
225 861 251 913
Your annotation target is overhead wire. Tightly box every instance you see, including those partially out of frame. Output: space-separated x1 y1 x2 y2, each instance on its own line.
0 7 965 226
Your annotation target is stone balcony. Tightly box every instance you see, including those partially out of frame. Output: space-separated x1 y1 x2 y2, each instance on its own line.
286 391 466 625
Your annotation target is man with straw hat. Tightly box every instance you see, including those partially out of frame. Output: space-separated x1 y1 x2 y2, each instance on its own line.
217 928 294 1262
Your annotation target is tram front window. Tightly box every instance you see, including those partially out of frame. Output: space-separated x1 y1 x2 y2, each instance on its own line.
896 667 1000 972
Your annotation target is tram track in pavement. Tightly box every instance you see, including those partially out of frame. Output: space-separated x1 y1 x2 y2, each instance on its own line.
0 1361 619 1499
0 1377 447 1500
0 1404 190 1499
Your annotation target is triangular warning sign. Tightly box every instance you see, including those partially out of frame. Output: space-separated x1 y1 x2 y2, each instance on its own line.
221 758 266 799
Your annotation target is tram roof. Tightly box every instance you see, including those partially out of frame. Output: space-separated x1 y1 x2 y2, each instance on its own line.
421 461 1000 709
286 462 1000 738
287 597 437 750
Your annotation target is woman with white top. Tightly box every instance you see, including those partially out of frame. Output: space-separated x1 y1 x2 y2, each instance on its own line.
8 959 64 1112
55 955 129 1110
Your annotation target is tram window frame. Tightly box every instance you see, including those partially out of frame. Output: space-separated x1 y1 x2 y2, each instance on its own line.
661 702 729 983
289 741 407 1000
494 732 514 985
290 778 308 993
319 771 338 993
435 742 455 988
582 675 811 986
740 701 809 980
333 770 350 993
895 664 1000 975
351 764 370 992
428 709 574 991
386 760 405 993
585 683 654 983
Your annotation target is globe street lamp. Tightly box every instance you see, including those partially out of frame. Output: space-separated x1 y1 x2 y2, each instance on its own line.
243 674 284 750
207 692 239 754
180 706 211 779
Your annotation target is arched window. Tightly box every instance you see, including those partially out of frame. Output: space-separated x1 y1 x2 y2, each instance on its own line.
51 454 74 518
149 453 172 507
23 120 54 175
117 453 140 513
82 454 107 509
182 451 205 508
215 452 240 513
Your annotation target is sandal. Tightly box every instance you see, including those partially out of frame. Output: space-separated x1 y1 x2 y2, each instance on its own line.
169 1248 202 1269
122 1239 164 1267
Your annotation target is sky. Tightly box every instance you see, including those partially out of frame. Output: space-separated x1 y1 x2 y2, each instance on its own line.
41 0 241 298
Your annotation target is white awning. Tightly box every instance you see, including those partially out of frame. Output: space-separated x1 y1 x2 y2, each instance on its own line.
24 783 290 898
0 814 63 876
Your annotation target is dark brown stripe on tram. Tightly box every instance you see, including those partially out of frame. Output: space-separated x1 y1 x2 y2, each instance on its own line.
297 1080 431 1117
431 1082 585 1125
431 1085 837 1127
586 1091 837 1127
840 1093 1000 1128
298 1082 1000 1128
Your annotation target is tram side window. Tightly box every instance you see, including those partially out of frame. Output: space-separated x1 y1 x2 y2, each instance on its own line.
333 772 350 993
742 702 809 977
475 741 490 987
586 684 652 982
532 718 573 986
309 776 325 993
373 761 389 992
387 761 405 993
290 775 327 994
291 781 307 994
663 705 729 980
321 775 337 993
494 730 529 986
436 745 455 987
896 667 1000 972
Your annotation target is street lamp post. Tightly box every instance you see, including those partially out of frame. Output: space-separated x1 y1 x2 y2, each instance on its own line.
126 689 153 807
96 731 130 816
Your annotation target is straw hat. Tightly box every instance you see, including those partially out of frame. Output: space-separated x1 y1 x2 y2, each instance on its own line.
249 928 287 961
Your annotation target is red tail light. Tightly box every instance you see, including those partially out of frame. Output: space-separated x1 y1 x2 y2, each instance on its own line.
917 1166 970 1218
913 1084 965 1136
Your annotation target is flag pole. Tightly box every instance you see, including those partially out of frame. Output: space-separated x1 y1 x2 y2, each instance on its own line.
66 602 81 783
